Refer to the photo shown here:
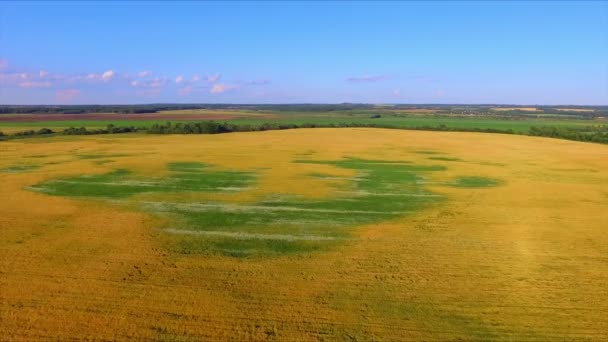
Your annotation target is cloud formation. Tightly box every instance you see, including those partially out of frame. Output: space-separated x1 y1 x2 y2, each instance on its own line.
210 83 236 94
207 73 221 83
1 60 270 100
19 81 52 88
76 70 116 82
101 70 114 81
131 77 167 88
245 79 270 86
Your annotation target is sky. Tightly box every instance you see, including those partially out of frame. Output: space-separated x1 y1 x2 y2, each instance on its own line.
0 1 606 105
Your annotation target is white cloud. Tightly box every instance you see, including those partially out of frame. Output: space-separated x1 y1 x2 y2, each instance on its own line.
132 77 167 89
207 73 221 83
147 78 166 88
101 70 114 81
245 79 270 86
392 89 401 96
175 75 184 84
0 59 8 70
191 75 201 82
137 70 151 77
210 83 236 94
19 81 52 88
85 73 98 80
0 72 31 84
39 70 49 78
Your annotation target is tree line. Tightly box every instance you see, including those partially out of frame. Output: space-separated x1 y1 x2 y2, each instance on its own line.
529 125 608 144
0 121 515 140
2 121 607 145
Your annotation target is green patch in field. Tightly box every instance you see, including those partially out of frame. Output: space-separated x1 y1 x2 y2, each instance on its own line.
76 153 132 159
476 161 506 167
0 164 41 173
32 157 445 257
414 150 441 155
295 149 316 156
389 301 500 340
171 233 327 257
158 157 445 256
307 172 344 179
448 176 501 188
31 162 255 199
428 156 462 162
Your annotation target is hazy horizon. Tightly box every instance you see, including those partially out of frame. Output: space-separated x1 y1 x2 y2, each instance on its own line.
2 102 607 107
1 1 607 105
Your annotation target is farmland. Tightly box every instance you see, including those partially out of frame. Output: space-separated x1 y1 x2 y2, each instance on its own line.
1 106 607 143
1 128 608 340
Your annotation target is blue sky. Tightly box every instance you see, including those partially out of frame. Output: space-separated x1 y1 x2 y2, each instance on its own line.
0 1 606 105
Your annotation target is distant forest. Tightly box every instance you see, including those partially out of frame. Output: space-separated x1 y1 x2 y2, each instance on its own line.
1 104 607 117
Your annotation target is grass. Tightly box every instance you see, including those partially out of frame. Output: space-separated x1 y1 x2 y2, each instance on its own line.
32 162 255 199
428 156 462 161
0 112 598 134
0 164 41 173
76 153 132 159
32 157 446 256
449 176 502 188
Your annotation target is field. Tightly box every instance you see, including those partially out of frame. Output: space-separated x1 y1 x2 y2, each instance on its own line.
1 128 608 340
0 108 601 135
0 109 274 134
556 108 595 112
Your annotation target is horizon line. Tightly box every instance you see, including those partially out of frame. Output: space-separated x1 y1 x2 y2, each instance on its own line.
1 103 607 107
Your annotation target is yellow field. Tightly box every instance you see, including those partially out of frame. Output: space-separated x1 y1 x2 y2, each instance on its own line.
1 128 608 340
555 108 595 112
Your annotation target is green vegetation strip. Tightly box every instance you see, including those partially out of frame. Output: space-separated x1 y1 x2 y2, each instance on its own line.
449 176 501 188
31 162 255 198
0 164 41 173
3 117 607 145
31 158 453 257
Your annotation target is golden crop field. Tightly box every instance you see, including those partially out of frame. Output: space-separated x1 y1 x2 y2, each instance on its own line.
555 108 595 112
1 128 608 341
